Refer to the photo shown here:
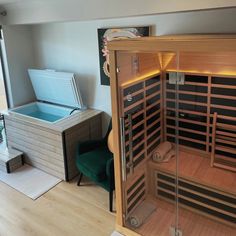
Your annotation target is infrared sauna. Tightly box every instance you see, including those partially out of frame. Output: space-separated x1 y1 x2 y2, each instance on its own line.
108 35 236 236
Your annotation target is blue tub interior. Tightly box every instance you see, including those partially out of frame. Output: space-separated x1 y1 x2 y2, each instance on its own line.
11 102 73 123
27 110 63 122
10 69 84 123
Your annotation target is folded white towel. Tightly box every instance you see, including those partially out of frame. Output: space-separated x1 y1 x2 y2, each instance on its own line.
152 141 172 162
128 201 156 228
162 149 175 162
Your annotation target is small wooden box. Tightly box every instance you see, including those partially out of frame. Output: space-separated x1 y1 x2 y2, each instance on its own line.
0 148 23 173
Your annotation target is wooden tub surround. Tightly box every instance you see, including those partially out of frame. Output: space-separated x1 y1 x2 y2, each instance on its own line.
108 35 236 235
3 109 102 181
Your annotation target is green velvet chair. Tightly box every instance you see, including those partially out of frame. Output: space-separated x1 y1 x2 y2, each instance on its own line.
75 121 115 212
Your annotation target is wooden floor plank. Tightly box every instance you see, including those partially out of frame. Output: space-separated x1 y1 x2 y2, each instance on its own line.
0 177 115 236
1 149 236 236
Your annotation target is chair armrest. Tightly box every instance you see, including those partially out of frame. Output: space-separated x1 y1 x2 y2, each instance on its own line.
77 140 105 155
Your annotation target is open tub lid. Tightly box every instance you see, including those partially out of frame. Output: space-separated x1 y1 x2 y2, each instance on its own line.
28 69 84 108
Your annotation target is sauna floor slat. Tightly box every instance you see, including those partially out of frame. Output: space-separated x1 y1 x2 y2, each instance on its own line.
134 196 236 236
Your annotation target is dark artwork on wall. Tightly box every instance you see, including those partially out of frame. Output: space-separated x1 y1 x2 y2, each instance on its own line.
97 26 150 86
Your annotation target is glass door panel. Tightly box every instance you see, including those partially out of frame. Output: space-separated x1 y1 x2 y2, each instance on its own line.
116 50 179 235
176 51 236 235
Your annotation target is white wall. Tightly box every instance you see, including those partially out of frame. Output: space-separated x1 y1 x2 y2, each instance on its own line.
2 25 36 107
1 0 236 25
31 8 236 118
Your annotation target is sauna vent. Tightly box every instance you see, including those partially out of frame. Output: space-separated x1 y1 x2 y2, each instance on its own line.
156 171 236 225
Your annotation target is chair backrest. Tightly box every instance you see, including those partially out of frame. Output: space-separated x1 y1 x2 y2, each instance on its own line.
104 119 112 141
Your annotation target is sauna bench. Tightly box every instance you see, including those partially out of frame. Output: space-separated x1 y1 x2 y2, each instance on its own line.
148 151 236 226
3 109 103 181
148 151 236 196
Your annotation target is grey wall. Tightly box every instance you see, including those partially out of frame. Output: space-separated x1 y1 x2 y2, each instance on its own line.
2 25 36 107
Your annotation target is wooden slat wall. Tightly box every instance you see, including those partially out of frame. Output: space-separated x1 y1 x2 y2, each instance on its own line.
121 73 161 180
89 116 103 140
122 79 146 180
124 169 147 218
117 51 162 219
56 109 102 132
165 73 209 153
5 116 65 179
165 71 236 163
156 171 236 227
120 72 162 220
5 112 102 180
145 76 162 158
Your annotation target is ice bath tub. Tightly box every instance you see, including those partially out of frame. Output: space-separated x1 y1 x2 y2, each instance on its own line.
10 102 73 123
3 69 102 181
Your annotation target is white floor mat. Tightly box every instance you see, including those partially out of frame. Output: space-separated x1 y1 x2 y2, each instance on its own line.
0 164 61 199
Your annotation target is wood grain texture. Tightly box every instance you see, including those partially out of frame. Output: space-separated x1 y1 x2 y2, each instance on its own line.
149 151 236 196
0 177 115 236
0 148 23 173
116 52 160 86
211 112 217 166
4 110 102 180
3 109 102 133
5 115 65 179
108 35 236 235
134 197 236 236
109 50 124 227
108 35 236 53
165 52 236 74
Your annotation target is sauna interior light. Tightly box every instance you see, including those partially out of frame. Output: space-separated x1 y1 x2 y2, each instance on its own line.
121 70 161 87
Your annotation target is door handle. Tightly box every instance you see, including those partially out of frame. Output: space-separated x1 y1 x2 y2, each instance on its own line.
120 117 127 182
128 114 134 174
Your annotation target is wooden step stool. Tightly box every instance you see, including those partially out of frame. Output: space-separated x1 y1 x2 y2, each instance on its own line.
0 148 24 173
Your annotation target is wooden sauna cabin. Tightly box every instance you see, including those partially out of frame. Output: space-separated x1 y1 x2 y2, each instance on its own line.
108 35 236 235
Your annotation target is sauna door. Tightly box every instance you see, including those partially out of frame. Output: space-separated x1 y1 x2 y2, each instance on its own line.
165 50 236 234
116 51 180 234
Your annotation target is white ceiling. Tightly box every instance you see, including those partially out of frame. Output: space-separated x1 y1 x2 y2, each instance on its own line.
0 0 22 3
0 0 40 5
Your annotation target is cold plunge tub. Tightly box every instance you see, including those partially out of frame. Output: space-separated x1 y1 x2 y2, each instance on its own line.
4 69 103 181
10 102 76 123
9 69 85 123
